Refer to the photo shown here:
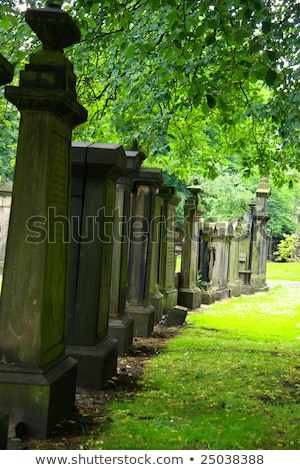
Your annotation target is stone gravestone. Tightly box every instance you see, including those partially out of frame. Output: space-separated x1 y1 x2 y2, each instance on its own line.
66 142 126 389
125 168 163 337
178 181 204 309
250 178 271 292
227 217 242 297
198 218 216 305
108 149 145 355
209 221 233 301
0 5 87 438
158 186 181 314
239 201 256 295
149 192 164 324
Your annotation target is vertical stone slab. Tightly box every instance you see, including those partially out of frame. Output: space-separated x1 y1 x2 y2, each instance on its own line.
66 142 126 389
0 182 13 274
126 167 163 337
209 221 233 301
158 186 181 315
108 149 145 355
0 5 87 438
149 193 164 324
227 217 242 297
178 182 204 309
251 178 271 292
199 218 216 305
239 201 256 295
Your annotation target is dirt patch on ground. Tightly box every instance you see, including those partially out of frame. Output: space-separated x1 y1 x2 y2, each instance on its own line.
9 325 182 450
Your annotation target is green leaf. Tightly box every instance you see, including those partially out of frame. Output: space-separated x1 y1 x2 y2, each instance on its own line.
265 69 277 86
125 44 136 58
1 16 10 31
206 94 216 109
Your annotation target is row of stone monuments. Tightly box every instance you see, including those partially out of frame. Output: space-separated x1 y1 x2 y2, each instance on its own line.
0 4 271 445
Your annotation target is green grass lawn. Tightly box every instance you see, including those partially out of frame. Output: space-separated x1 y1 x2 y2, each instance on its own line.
266 261 300 281
84 268 300 450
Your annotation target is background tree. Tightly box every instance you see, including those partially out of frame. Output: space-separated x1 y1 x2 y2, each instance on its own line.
0 0 299 238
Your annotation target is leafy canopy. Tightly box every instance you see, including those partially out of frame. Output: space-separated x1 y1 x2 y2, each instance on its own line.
0 0 300 185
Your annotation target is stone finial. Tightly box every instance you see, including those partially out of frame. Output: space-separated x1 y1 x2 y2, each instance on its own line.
187 179 204 215
25 4 81 50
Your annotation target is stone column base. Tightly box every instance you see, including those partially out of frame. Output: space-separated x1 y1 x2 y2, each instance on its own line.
67 336 118 390
228 282 242 298
125 303 155 338
108 314 134 356
241 284 256 295
201 290 215 305
149 290 164 324
161 288 178 316
251 275 269 293
213 288 229 301
0 355 77 439
178 287 201 309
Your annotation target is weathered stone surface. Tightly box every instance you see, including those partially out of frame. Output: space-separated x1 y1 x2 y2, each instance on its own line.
0 5 86 438
165 305 188 327
125 168 163 337
158 186 181 316
108 149 145 355
178 182 204 309
66 142 126 388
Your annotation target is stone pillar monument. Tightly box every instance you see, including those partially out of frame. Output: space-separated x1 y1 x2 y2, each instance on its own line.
199 218 216 305
209 221 233 301
178 181 204 309
227 217 242 297
158 186 181 315
108 149 145 355
149 193 164 324
125 168 163 337
66 142 126 389
239 201 256 295
0 5 87 438
250 177 271 292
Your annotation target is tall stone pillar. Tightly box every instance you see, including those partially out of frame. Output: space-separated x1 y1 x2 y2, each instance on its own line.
178 182 204 309
108 149 145 355
250 178 271 292
158 186 181 315
66 142 126 389
0 5 87 438
227 217 242 297
199 218 216 305
149 193 164 324
239 201 256 295
209 221 233 301
125 168 163 337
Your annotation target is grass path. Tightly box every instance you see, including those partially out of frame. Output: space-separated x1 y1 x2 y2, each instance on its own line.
85 263 300 450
